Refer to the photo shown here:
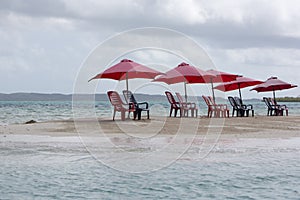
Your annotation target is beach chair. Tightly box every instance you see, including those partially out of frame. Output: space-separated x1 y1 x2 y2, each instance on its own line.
263 97 282 116
208 96 229 118
234 97 254 117
175 92 198 117
122 90 149 120
270 98 288 116
107 91 136 121
228 96 240 117
165 91 182 117
202 95 227 118
228 96 249 117
202 95 217 118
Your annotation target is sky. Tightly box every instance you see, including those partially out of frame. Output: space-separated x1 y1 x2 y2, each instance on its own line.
0 0 300 98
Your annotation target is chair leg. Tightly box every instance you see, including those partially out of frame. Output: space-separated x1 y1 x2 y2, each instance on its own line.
137 110 142 120
121 110 126 121
134 111 138 120
169 108 173 117
113 109 116 121
147 110 150 119
180 108 184 117
127 111 130 119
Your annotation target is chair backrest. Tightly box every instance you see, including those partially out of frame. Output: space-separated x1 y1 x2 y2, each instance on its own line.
228 96 238 108
234 97 243 107
269 98 277 106
202 95 211 106
263 97 272 109
175 92 184 104
207 96 216 105
165 91 178 107
107 91 125 111
122 90 137 104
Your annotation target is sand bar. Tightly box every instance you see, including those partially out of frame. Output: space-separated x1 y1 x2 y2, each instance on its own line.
1 116 300 139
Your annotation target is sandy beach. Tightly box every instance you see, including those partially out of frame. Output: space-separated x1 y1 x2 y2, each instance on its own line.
1 116 300 139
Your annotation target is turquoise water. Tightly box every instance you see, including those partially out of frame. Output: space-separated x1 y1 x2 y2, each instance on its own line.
1 136 299 199
1 100 300 124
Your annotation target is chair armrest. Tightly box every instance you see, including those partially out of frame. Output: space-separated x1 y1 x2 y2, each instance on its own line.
219 104 228 109
189 102 197 108
278 104 288 109
242 104 253 109
180 102 189 106
136 102 149 109
246 104 253 109
270 105 280 109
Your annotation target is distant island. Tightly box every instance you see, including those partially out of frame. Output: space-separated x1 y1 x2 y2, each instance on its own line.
0 93 165 102
1 93 299 102
276 97 300 102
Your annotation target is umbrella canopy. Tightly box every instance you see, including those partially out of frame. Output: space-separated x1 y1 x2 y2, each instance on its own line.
214 76 263 101
206 69 240 101
251 77 297 100
153 62 215 101
89 59 163 91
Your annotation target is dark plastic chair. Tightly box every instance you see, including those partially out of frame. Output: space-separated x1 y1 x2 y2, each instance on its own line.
263 97 285 116
122 90 149 120
234 97 254 117
228 96 249 117
165 91 182 117
269 98 288 116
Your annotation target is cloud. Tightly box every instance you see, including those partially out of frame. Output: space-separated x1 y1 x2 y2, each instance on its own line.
0 0 299 95
2 0 300 44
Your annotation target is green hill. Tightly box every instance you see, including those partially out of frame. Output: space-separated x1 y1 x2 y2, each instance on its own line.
276 97 300 102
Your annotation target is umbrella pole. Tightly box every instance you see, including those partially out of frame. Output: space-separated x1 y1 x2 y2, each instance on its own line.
126 72 129 92
238 83 242 103
184 82 187 102
273 89 276 102
211 80 216 102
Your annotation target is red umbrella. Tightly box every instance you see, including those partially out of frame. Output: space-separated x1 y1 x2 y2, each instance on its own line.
154 62 215 101
251 77 297 100
206 69 240 102
214 76 263 101
89 59 163 91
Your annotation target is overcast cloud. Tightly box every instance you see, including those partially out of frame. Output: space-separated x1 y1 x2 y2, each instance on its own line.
0 0 299 98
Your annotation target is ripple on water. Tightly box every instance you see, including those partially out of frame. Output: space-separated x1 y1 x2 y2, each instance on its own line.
1 137 300 199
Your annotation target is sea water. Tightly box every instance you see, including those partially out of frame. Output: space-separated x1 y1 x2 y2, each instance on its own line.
1 100 300 199
1 100 300 124
0 135 299 199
